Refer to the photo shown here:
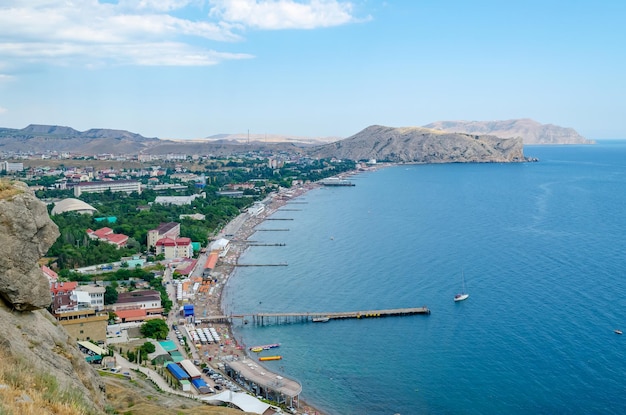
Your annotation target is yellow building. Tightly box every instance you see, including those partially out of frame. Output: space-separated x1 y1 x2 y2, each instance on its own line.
56 309 108 343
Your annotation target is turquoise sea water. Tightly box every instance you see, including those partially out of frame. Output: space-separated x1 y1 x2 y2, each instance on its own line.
223 141 626 415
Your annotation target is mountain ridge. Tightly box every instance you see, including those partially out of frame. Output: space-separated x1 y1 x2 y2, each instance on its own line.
0 119 584 160
423 118 593 145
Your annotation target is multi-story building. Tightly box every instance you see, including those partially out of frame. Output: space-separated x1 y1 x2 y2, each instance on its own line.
50 281 79 313
73 179 141 197
74 285 106 311
154 194 204 205
147 222 180 250
50 282 108 342
155 237 193 260
1 161 24 172
56 309 108 343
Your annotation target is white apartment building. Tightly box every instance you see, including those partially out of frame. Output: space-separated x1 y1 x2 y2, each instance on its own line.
73 180 141 197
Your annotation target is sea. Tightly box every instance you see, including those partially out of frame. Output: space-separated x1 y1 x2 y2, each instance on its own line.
222 141 626 415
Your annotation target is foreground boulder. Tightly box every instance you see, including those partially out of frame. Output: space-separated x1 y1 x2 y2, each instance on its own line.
0 180 59 310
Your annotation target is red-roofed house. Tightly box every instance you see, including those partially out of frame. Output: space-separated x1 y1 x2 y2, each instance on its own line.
105 233 129 247
155 237 193 260
87 227 129 248
173 259 197 277
89 227 113 239
42 265 58 284
114 308 147 323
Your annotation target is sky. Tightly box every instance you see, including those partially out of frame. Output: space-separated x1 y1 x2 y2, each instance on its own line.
1 0 625 140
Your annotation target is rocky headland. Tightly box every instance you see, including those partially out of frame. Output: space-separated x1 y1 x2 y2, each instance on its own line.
307 125 529 163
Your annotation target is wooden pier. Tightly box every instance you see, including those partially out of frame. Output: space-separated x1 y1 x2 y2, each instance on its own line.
200 307 431 326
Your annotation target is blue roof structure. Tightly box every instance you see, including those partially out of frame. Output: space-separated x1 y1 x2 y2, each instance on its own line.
192 378 212 394
166 362 189 380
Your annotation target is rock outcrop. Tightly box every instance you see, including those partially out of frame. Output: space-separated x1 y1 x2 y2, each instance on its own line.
0 179 106 413
423 118 594 145
0 180 60 310
307 125 528 163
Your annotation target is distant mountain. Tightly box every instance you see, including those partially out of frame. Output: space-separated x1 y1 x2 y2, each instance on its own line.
0 123 532 163
423 119 593 145
307 125 528 163
0 124 340 155
0 124 160 154
204 132 340 145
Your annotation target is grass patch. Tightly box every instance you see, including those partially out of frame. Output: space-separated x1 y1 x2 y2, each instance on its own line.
0 348 97 414
0 180 22 200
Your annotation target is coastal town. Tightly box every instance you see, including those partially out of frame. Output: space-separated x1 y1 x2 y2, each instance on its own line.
1 151 372 415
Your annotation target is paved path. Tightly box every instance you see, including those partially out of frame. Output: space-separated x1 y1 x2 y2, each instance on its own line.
114 353 199 401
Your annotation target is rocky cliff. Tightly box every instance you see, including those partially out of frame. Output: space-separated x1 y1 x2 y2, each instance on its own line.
423 118 594 145
0 180 107 414
307 125 528 163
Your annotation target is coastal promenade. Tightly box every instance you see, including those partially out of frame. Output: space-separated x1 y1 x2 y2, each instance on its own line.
188 183 325 414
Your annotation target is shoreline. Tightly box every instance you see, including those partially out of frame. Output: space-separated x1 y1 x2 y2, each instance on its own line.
213 182 326 415
206 166 384 414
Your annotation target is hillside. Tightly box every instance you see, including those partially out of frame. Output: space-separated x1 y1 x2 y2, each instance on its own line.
423 119 594 145
0 124 161 154
307 125 528 163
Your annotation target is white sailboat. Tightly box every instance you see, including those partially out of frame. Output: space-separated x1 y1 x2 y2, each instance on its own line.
454 271 469 302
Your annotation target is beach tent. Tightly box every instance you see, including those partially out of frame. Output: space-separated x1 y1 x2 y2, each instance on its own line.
201 391 270 414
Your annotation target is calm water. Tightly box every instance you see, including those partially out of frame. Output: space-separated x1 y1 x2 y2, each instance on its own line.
223 141 626 415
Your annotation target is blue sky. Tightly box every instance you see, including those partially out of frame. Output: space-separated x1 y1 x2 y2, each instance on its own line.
1 0 625 140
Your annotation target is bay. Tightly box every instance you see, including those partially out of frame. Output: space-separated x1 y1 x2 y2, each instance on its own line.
223 141 626 415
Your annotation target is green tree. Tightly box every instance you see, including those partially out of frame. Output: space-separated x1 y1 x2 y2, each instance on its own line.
104 285 118 305
140 341 156 354
140 319 169 340
108 311 117 323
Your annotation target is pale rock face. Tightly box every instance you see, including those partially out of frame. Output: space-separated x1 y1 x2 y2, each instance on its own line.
0 181 60 310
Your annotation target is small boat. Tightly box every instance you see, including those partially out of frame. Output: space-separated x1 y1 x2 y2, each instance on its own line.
454 271 469 302
615 329 623 335
249 343 280 351
259 355 282 361
312 316 330 323
250 347 264 353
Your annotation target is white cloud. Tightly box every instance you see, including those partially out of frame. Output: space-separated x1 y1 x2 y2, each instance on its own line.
0 1 247 67
209 0 359 29
0 106 7 114
0 0 362 68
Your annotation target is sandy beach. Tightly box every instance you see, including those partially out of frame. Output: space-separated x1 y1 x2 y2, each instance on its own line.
193 182 326 415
